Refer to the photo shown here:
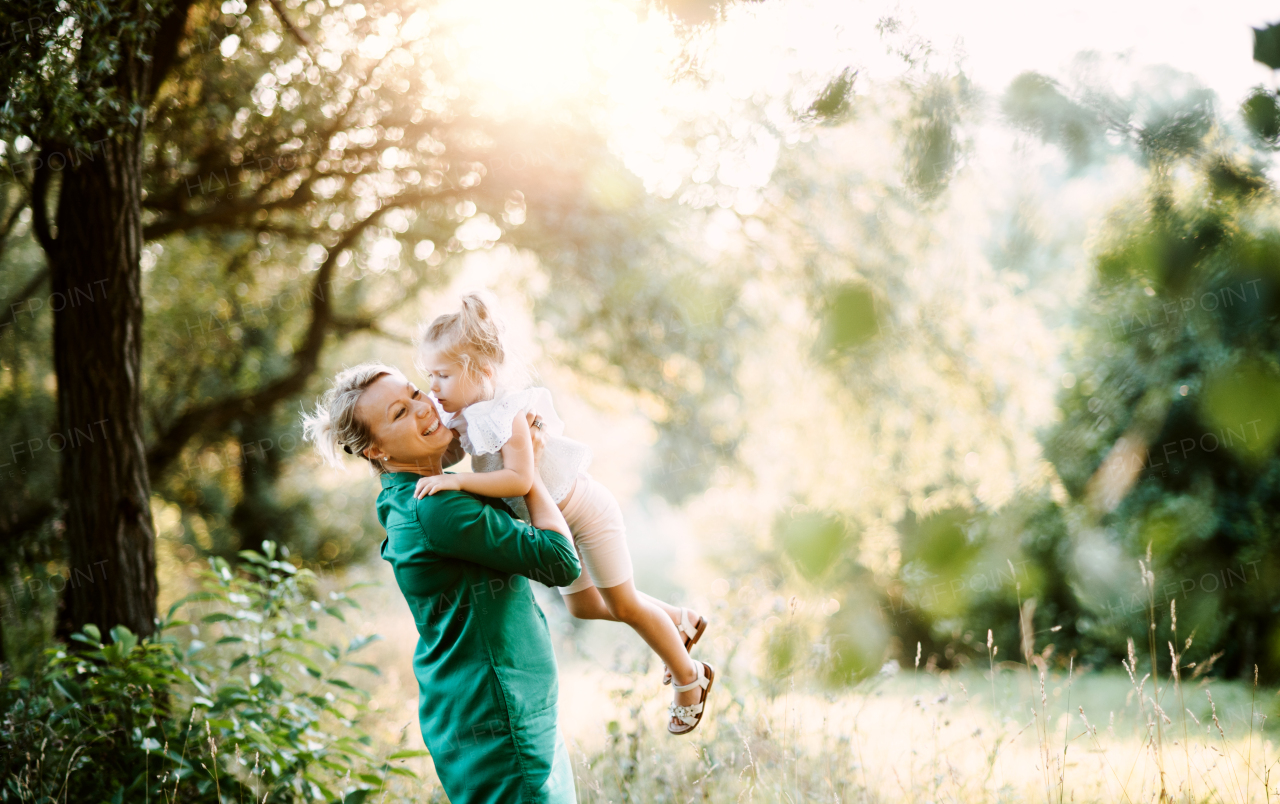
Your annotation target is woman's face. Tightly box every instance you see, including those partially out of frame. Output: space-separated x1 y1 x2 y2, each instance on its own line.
420 350 489 414
355 373 452 468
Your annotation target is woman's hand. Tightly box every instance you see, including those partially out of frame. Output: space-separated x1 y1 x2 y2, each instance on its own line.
414 473 463 499
526 412 548 466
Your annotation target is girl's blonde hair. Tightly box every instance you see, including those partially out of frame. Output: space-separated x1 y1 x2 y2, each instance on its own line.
301 362 406 474
415 291 530 395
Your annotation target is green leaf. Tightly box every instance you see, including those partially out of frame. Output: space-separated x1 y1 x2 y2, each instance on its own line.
282 651 321 672
202 612 236 623
386 749 430 760
1242 88 1280 144
346 634 381 654
51 677 83 703
817 284 881 358
166 591 220 619
1255 23 1280 70
107 626 138 654
775 509 850 580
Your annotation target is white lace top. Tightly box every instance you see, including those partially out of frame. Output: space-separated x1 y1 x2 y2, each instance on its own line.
448 387 591 520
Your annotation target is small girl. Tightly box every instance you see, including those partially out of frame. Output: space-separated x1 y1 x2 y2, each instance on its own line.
412 292 714 735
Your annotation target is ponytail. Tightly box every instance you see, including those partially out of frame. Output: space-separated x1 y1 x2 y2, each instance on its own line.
416 291 531 393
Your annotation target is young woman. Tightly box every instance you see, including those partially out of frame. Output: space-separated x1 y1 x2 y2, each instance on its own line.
304 362 579 803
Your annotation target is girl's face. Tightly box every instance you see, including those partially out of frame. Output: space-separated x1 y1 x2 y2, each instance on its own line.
420 350 489 414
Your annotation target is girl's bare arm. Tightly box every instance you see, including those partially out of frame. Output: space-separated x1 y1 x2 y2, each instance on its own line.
415 413 535 500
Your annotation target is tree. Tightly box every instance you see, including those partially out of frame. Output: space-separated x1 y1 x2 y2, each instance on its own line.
0 0 718 645
0 0 555 640
1013 47 1280 676
1 0 198 639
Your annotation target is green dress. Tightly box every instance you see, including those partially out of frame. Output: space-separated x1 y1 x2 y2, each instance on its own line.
376 471 582 803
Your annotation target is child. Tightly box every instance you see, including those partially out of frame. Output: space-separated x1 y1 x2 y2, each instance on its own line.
412 292 714 735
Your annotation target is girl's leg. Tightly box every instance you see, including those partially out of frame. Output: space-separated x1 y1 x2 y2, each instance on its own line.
641 593 696 631
596 580 701 714
566 589 704 657
563 587 617 621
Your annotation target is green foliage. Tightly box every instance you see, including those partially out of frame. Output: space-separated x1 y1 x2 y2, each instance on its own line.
0 542 419 803
1002 72 1108 170
0 622 183 801
775 510 849 581
1001 61 1216 169
1243 88 1280 146
1043 153 1280 677
804 68 856 125
815 283 880 359
1254 22 1280 71
900 73 978 200
0 0 172 144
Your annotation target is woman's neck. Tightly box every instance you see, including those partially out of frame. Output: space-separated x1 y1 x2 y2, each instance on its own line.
381 454 445 476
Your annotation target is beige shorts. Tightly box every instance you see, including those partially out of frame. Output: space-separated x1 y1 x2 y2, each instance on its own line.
557 473 634 595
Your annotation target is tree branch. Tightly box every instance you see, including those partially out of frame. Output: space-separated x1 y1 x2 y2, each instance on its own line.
146 0 197 107
145 201 400 478
143 185 316 240
263 0 314 50
0 192 29 264
29 158 56 254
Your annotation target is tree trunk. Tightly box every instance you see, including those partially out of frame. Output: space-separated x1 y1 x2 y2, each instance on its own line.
45 128 158 641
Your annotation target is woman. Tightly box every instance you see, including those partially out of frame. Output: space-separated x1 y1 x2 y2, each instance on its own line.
303 362 581 803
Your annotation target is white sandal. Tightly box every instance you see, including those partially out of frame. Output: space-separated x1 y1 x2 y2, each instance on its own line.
662 608 707 685
668 660 715 736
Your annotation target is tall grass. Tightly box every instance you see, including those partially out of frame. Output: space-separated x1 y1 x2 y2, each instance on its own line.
7 550 1276 803
557 561 1277 803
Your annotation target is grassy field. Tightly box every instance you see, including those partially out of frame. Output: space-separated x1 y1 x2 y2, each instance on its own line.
553 665 1277 803
313 561 1280 804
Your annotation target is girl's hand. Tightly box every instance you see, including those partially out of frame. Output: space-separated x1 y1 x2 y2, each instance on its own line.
414 474 462 499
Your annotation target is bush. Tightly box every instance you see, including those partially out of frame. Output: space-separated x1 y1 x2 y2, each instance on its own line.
0 542 425 803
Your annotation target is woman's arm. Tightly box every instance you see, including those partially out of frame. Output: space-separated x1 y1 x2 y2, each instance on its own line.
521 410 572 543
523 473 572 546
414 490 579 586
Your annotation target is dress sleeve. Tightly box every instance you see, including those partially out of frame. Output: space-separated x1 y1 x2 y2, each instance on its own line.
462 388 564 456
416 490 581 587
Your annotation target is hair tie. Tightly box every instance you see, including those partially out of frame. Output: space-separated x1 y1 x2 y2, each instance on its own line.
343 444 353 454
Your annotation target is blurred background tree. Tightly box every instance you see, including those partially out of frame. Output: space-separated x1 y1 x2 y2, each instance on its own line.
0 0 1277 694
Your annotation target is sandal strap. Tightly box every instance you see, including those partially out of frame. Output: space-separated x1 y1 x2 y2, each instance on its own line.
672 662 709 693
677 608 700 640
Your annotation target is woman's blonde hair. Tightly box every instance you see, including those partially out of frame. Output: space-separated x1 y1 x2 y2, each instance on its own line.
301 362 406 474
415 291 530 394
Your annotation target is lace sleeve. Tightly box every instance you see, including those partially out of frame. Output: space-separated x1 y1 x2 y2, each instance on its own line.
460 388 564 456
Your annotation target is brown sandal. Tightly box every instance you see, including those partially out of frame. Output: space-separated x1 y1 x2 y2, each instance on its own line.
662 608 707 685
668 660 715 736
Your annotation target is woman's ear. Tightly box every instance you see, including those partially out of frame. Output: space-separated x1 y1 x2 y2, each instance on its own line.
361 443 387 462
